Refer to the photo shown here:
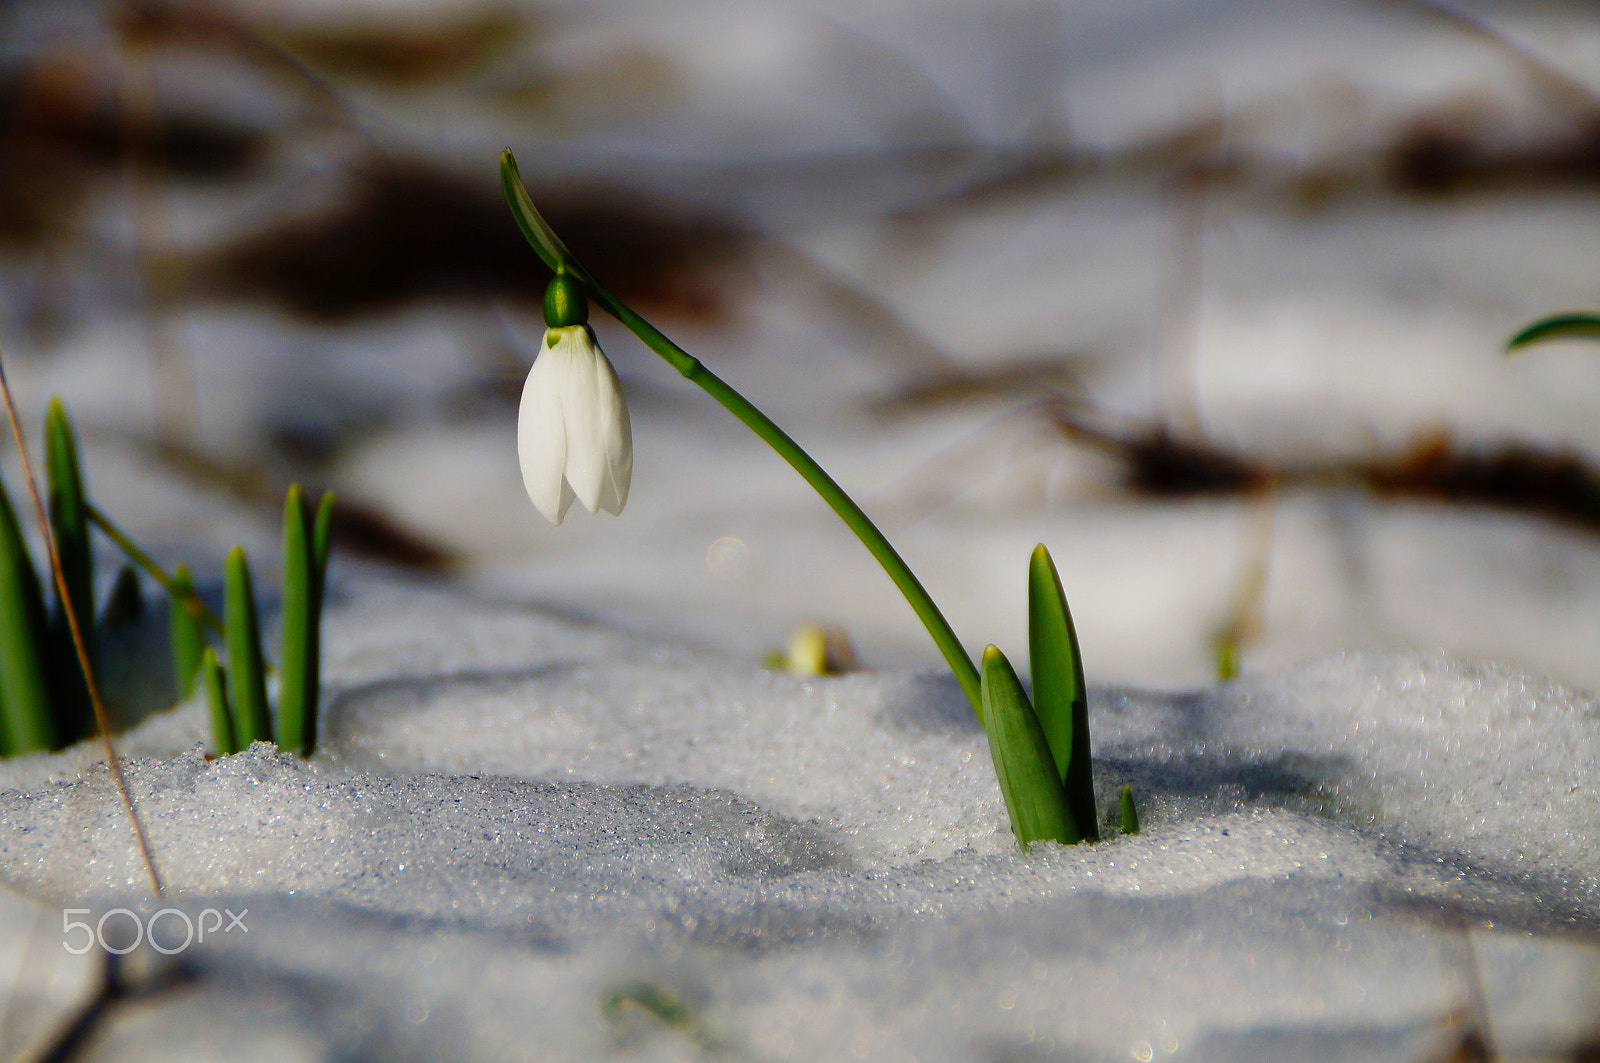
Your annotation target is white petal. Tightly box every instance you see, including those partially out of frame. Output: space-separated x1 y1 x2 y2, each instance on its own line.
590 342 632 515
555 478 576 524
517 343 573 524
554 327 632 516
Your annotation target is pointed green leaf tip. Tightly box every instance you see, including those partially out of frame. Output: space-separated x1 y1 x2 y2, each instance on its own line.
1119 784 1140 835
200 647 235 756
45 397 93 744
277 486 332 757
98 565 142 631
981 645 1078 848
45 399 91 629
1507 312 1600 352
223 546 271 748
1028 544 1098 841
1213 634 1241 682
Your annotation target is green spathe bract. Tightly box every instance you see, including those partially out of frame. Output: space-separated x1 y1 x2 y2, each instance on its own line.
981 646 1078 847
1028 543 1098 840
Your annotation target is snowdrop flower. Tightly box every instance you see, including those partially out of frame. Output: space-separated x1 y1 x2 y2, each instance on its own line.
518 274 632 524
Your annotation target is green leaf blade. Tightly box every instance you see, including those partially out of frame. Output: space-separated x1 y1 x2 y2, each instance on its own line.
1506 312 1600 352
45 399 91 624
1027 544 1098 840
200 647 235 756
168 563 206 702
981 645 1079 848
44 398 93 743
277 486 315 756
224 547 271 747
1119 783 1140 835
304 492 334 756
311 492 334 587
0 470 54 754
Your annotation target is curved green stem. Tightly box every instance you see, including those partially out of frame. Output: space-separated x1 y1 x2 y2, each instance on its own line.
502 150 982 716
606 287 982 714
86 502 225 639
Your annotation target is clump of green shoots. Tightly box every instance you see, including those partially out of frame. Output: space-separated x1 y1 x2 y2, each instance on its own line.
0 397 333 760
175 486 333 757
0 398 149 756
976 546 1099 844
503 150 1133 848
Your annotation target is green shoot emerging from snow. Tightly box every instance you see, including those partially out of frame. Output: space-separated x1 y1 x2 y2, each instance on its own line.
195 489 333 757
0 397 333 762
1119 783 1141 835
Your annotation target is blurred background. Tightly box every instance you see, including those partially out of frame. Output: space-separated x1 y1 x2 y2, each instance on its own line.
3 0 1600 690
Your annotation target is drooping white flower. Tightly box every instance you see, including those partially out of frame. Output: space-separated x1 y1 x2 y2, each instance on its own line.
517 323 632 524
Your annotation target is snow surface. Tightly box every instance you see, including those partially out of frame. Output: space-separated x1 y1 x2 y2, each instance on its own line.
3 576 1600 1060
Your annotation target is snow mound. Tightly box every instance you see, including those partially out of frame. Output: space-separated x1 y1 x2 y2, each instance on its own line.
3 586 1600 1061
